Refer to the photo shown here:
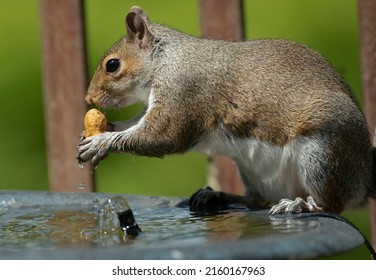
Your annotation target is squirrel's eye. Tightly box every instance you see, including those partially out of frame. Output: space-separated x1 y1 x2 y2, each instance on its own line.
106 59 120 73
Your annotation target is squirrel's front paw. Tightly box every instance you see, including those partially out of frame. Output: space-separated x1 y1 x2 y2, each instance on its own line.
77 132 113 167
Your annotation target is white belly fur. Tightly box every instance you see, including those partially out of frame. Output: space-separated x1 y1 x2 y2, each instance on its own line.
194 130 311 203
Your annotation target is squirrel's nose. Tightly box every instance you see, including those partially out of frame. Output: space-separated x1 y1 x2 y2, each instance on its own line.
85 94 94 105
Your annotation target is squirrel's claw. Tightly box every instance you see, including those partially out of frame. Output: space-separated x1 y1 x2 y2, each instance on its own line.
77 132 112 167
268 196 323 215
79 131 86 141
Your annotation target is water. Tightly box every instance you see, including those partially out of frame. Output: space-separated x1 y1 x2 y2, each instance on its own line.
92 198 100 208
0 197 318 250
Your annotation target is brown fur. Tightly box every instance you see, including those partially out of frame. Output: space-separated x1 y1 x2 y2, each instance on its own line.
78 6 376 214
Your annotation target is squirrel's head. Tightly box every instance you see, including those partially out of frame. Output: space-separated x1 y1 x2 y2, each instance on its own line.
86 6 154 108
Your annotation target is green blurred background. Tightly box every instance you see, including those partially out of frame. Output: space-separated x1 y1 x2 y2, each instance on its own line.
0 0 372 259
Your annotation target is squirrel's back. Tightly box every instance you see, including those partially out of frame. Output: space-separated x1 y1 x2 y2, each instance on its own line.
149 25 365 144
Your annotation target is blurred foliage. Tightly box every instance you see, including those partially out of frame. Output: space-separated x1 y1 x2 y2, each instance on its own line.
0 0 372 259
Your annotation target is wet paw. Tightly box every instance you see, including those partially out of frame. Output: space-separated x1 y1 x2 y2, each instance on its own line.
189 186 227 213
268 196 323 215
77 132 113 167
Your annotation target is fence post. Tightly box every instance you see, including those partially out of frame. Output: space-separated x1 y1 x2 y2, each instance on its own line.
358 0 376 249
198 0 246 195
39 0 95 192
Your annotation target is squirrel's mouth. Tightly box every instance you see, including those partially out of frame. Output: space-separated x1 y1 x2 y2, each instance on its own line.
85 90 105 107
85 90 113 108
86 84 152 109
85 90 138 110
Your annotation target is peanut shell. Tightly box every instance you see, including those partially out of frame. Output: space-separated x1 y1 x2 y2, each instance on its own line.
84 108 107 137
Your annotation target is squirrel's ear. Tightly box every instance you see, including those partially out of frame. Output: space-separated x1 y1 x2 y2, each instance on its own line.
125 6 153 49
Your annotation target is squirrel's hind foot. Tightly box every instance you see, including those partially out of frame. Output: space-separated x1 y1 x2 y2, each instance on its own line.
189 186 228 213
268 196 324 215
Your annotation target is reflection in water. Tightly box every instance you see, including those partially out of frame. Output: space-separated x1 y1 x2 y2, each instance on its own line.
0 198 320 250
268 215 320 234
47 210 97 247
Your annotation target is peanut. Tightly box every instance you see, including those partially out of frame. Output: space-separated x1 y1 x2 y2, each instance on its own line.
84 108 107 137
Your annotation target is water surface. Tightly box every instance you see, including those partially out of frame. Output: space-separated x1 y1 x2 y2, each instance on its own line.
0 196 316 250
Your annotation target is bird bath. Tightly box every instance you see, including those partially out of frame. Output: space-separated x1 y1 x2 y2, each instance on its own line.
0 191 365 259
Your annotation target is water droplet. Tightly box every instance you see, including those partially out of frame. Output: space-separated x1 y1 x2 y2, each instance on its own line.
93 198 100 208
109 196 130 212
96 196 132 234
78 183 87 190
78 162 85 169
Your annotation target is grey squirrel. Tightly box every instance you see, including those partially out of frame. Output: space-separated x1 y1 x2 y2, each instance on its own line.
78 6 376 215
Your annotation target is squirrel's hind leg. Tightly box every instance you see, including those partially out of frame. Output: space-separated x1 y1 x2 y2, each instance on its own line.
268 196 324 215
189 186 258 213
